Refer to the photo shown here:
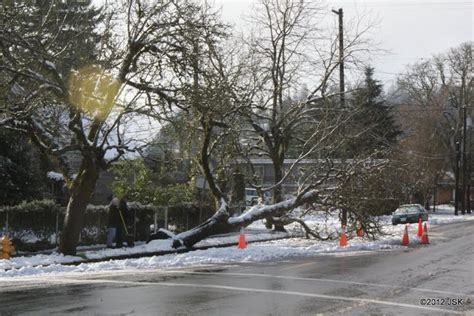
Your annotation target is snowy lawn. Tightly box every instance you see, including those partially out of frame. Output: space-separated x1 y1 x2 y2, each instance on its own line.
0 205 472 278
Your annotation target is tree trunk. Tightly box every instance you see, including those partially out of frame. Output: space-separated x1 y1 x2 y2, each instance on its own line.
173 190 319 249
172 211 234 248
270 156 286 231
273 167 284 203
59 157 100 255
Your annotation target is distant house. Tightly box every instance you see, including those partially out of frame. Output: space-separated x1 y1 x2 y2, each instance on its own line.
238 158 320 197
46 169 114 206
435 172 455 205
47 151 115 206
46 171 68 206
237 158 382 197
434 172 474 208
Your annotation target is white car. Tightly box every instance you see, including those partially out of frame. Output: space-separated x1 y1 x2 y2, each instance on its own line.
245 188 272 206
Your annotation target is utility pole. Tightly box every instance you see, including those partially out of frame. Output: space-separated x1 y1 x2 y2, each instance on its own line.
467 105 472 214
455 141 460 216
462 105 467 215
332 8 345 108
332 7 346 226
467 153 472 214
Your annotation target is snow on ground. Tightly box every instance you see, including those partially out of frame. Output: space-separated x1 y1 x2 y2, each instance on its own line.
0 205 472 278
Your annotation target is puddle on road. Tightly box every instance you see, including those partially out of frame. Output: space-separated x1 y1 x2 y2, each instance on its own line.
192 267 228 273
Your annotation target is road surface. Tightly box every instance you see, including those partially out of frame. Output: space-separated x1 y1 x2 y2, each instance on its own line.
1 221 473 315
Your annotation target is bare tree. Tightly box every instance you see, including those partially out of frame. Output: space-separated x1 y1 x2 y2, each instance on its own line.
395 42 473 208
221 0 375 230
158 1 383 247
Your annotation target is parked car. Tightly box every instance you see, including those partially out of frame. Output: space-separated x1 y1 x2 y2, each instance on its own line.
392 204 429 225
245 188 272 206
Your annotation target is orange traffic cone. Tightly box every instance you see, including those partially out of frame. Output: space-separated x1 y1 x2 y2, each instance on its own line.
238 230 247 249
401 224 409 246
356 223 364 237
420 223 429 244
417 217 423 237
339 225 348 247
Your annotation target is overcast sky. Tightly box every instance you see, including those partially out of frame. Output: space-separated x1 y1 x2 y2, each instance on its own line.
214 0 473 88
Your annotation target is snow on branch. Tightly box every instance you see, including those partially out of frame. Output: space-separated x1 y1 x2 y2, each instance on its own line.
228 189 320 226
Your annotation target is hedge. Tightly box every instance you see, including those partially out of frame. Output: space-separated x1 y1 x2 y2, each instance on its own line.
0 199 214 252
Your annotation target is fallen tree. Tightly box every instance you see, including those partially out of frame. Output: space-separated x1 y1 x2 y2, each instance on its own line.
172 156 391 248
172 190 320 248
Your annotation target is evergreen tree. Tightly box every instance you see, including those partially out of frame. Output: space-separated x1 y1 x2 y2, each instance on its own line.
35 0 103 75
1 0 106 253
345 67 400 157
0 129 47 205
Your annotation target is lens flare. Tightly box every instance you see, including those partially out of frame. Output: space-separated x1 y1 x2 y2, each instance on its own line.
68 65 121 120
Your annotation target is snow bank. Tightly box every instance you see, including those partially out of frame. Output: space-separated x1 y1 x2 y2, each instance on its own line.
0 209 472 278
0 253 80 271
0 238 402 278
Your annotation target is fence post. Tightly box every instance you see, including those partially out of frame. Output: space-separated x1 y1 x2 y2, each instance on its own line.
154 210 158 234
133 207 137 240
5 211 9 236
186 211 189 230
164 206 168 230
55 210 59 245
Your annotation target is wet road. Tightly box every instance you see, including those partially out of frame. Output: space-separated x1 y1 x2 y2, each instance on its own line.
1 221 473 315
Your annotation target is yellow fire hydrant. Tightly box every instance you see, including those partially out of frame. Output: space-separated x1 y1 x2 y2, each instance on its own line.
1 236 15 260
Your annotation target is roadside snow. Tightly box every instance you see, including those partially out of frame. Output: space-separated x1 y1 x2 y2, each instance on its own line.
0 238 401 278
0 205 472 278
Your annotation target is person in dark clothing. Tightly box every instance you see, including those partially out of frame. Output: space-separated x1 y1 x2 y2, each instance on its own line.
106 198 120 248
117 195 134 247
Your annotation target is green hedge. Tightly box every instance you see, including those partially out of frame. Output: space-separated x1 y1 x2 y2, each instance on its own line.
81 203 160 244
0 200 215 252
0 200 62 248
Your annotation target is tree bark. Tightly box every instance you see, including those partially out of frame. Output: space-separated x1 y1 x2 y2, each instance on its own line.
172 210 235 248
272 159 284 203
269 154 286 231
59 156 100 255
